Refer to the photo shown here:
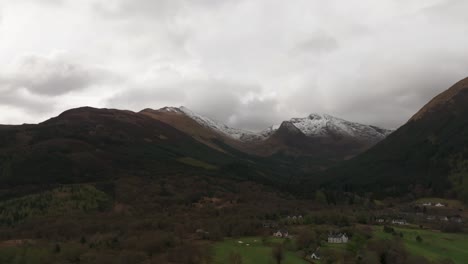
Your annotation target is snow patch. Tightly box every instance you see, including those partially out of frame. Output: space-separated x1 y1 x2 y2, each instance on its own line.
176 106 266 141
288 113 392 141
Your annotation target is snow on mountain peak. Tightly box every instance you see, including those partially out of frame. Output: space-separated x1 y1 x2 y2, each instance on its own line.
159 106 184 113
156 106 391 142
288 113 392 140
158 106 264 141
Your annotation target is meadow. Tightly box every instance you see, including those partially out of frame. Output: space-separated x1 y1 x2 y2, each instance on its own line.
374 226 468 264
212 237 307 264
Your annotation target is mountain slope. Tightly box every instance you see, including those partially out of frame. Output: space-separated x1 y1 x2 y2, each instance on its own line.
321 77 468 200
141 107 264 142
286 114 391 142
259 114 392 163
0 107 276 187
142 107 391 161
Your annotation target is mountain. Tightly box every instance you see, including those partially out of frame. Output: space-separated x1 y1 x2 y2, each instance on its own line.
255 114 393 169
144 107 265 141
284 114 391 142
140 106 268 155
141 107 391 166
0 105 392 190
0 107 285 188
321 77 468 201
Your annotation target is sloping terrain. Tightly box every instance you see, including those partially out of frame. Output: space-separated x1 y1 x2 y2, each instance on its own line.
141 106 392 172
321 77 468 200
262 114 392 159
0 107 276 188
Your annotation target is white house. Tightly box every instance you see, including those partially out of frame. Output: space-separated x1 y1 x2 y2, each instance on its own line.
391 219 407 225
311 252 321 260
310 247 321 260
273 229 289 238
435 203 445 207
328 233 348 243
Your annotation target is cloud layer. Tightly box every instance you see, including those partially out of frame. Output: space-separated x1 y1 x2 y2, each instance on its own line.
0 0 467 129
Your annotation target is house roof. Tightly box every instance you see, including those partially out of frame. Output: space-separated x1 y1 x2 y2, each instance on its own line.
328 233 347 238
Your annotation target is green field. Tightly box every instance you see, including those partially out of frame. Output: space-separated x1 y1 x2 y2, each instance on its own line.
375 226 468 264
212 237 307 264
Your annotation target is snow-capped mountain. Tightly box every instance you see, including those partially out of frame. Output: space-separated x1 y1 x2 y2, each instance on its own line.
155 107 392 144
282 113 392 142
158 106 265 141
259 124 281 138
141 106 394 163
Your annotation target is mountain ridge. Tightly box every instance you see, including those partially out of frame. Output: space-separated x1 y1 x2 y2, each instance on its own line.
320 76 468 201
142 106 392 143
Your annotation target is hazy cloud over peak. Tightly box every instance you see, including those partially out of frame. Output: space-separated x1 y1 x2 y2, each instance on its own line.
0 0 467 129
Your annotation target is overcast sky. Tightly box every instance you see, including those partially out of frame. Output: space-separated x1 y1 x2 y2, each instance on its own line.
0 0 467 130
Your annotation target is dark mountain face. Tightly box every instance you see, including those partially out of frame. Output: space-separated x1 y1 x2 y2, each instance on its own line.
0 107 250 187
322 77 468 201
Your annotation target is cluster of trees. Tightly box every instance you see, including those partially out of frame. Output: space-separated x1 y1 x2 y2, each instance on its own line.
0 173 317 263
0 185 111 226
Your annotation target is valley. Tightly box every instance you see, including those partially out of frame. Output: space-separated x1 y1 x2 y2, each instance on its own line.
0 78 467 263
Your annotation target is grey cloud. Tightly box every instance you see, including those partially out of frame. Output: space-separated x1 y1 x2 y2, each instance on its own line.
1 0 468 129
423 0 468 23
313 57 468 128
0 87 55 114
108 84 187 109
93 0 234 20
8 0 65 6
228 98 284 131
0 53 120 121
293 33 339 55
0 55 114 96
184 80 260 123
108 78 271 129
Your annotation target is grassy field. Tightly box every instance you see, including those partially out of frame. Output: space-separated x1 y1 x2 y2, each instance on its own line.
374 226 468 264
212 237 307 264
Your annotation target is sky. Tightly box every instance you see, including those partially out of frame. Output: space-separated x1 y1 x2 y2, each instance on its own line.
0 0 467 130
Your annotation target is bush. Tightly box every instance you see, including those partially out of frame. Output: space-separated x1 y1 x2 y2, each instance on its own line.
416 235 422 243
383 226 395 234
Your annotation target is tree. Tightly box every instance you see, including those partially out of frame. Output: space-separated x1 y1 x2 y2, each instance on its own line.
383 226 395 234
228 251 243 264
272 245 284 264
54 243 61 253
416 235 422 243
